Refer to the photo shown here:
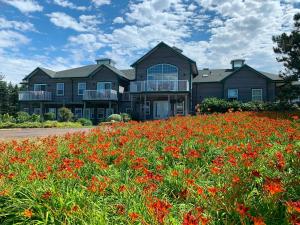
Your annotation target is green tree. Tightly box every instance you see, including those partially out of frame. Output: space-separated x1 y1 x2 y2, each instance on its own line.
0 79 9 115
58 107 73 122
273 13 300 102
7 83 19 115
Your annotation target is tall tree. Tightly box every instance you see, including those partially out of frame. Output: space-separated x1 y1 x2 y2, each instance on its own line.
0 80 9 115
273 13 300 102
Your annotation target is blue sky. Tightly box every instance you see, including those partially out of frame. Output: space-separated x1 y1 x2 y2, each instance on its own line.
0 0 299 83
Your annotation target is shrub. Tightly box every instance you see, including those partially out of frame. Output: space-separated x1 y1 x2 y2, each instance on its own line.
58 107 73 122
77 118 93 126
106 114 122 122
16 111 31 123
56 122 82 128
200 98 231 113
0 113 15 123
44 112 56 121
30 114 41 122
120 113 132 122
43 121 59 128
0 122 15 129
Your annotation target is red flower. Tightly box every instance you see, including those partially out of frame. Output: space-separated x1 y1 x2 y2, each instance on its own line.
236 203 250 217
263 178 284 195
129 212 139 221
148 199 172 224
183 211 199 225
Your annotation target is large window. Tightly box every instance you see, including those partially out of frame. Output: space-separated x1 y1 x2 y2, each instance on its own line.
252 89 263 101
97 82 112 91
147 64 178 81
56 83 64 96
34 84 47 91
78 82 86 95
228 89 238 100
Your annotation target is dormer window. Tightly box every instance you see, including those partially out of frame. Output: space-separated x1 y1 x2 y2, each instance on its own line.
231 59 245 70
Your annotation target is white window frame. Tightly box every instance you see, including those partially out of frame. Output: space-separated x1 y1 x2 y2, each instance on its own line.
252 89 263 101
147 64 178 81
97 82 112 91
78 82 86 96
56 83 65 96
97 108 105 119
228 88 238 100
34 84 47 91
74 108 83 118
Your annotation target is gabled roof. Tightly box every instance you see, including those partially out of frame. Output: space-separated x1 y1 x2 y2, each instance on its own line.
193 64 282 83
23 64 135 81
130 41 198 75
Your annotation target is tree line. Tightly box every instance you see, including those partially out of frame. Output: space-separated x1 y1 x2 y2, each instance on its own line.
0 75 20 115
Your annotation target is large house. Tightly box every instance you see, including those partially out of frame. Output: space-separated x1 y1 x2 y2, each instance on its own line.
19 42 283 122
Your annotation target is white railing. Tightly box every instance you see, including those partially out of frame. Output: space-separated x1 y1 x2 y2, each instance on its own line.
83 90 118 101
130 80 189 92
19 91 52 101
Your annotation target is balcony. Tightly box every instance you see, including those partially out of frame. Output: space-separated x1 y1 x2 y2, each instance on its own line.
130 80 189 93
19 91 52 101
83 90 118 101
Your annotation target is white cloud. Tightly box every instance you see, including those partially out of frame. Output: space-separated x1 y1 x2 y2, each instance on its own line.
1 0 43 13
0 30 29 48
47 12 101 32
91 0 110 7
53 0 88 11
0 17 35 31
113 17 125 24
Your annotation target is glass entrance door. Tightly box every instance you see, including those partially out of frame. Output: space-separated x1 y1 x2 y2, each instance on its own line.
153 101 169 119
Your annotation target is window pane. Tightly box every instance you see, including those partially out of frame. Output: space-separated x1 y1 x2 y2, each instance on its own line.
228 89 238 98
78 83 86 95
147 64 178 81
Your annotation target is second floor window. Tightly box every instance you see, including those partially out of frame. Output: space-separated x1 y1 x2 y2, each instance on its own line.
34 84 47 91
147 64 178 81
97 82 112 91
56 83 64 96
78 82 86 95
228 89 238 100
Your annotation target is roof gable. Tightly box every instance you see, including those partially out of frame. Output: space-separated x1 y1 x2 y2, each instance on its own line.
130 42 198 75
23 67 54 80
194 65 282 83
221 64 276 82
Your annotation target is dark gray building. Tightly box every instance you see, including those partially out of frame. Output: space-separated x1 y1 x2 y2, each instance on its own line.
19 42 282 122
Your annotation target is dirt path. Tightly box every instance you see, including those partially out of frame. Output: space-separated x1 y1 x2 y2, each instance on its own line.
0 127 94 141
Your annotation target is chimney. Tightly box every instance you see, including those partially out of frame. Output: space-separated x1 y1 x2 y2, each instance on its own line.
231 59 245 70
95 58 116 66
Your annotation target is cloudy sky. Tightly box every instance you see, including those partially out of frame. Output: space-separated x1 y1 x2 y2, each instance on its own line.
0 0 299 83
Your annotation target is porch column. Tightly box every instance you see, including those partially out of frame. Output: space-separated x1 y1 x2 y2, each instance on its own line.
83 102 86 118
185 94 188 116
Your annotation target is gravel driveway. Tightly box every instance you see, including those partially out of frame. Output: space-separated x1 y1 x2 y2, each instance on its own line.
0 127 94 141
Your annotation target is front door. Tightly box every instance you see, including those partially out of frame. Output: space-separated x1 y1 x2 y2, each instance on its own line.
153 101 169 119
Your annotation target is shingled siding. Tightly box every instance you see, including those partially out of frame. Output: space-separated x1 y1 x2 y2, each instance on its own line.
72 67 120 102
28 71 73 103
192 82 223 106
223 66 269 102
134 45 192 82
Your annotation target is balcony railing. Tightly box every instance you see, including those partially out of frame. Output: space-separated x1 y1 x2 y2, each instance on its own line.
19 91 52 101
83 90 118 101
130 80 189 93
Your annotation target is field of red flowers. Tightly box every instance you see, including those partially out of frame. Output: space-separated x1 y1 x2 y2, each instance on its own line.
0 112 299 225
